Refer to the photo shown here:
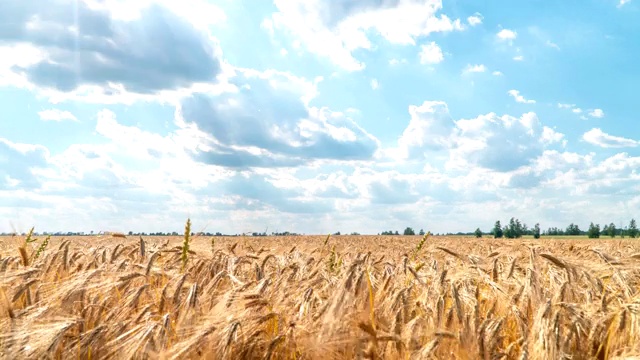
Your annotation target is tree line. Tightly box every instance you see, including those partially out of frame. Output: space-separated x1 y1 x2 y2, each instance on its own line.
475 218 639 239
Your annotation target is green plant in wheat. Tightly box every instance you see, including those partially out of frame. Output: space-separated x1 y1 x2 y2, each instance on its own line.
16 227 37 267
412 231 430 262
326 243 343 275
32 235 50 262
181 218 191 272
320 233 331 256
25 227 36 244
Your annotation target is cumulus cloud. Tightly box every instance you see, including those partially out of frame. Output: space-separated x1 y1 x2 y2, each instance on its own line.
265 0 463 71
38 109 78 122
492 71 503 76
450 112 544 171
419 42 444 64
370 79 379 89
0 138 50 189
497 29 517 41
395 100 555 172
507 90 536 104
397 100 454 158
541 126 565 145
583 128 639 148
589 109 605 118
462 64 487 75
467 13 483 26
177 69 379 168
0 0 222 94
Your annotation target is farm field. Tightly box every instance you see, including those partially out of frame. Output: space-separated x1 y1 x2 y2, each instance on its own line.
1 234 640 359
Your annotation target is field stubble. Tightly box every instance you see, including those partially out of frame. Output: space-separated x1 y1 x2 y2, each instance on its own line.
1 233 640 359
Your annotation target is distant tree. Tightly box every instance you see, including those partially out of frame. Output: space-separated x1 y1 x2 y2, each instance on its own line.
333 231 341 236
629 219 638 238
504 218 526 239
608 223 616 237
566 223 581 236
404 227 416 236
533 223 541 239
493 221 503 238
588 223 600 239
474 228 482 238
419 229 425 236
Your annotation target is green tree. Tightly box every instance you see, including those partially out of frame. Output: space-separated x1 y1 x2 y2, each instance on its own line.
533 223 541 239
403 227 416 236
474 228 482 238
504 218 526 239
608 223 616 238
588 222 600 239
629 219 638 238
419 229 425 236
493 221 503 238
566 223 581 236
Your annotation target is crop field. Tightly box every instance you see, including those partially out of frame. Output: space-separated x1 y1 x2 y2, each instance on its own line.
1 231 640 359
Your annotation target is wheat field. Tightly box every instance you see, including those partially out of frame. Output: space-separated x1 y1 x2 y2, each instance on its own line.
1 230 640 359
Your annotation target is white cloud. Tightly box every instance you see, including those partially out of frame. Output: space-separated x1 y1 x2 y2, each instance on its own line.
557 103 575 109
492 71 503 76
370 79 379 90
541 126 565 145
38 109 78 122
557 104 604 119
513 55 524 61
618 0 632 7
389 58 407 66
449 111 545 171
546 40 560 50
397 101 454 158
467 13 483 26
266 0 463 71
0 0 224 95
462 64 487 75
178 68 380 167
393 100 556 173
583 128 639 148
507 90 536 104
419 42 444 64
0 138 50 189
497 29 517 41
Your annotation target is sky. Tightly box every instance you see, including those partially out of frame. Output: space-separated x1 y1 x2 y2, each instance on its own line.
1 0 640 235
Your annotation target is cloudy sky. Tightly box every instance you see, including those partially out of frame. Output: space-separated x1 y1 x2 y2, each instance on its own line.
1 0 640 235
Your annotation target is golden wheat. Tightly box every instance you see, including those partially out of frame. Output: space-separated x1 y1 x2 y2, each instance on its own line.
1 234 640 359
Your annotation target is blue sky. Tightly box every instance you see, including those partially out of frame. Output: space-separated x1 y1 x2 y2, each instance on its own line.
1 0 640 235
